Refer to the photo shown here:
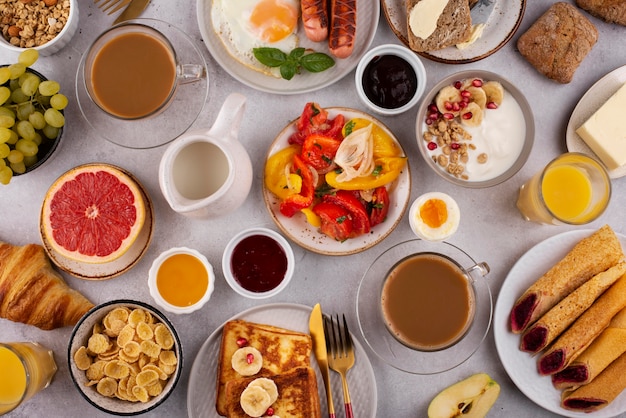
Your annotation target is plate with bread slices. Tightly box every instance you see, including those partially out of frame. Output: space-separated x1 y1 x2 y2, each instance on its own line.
196 0 379 94
187 303 377 417
382 0 526 64
494 227 626 417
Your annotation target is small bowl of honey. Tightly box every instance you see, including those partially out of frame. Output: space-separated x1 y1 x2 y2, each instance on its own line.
148 247 214 314
222 227 295 299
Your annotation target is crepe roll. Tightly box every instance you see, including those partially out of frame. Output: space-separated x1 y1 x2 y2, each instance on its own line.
538 274 626 375
561 351 626 412
510 225 623 334
520 262 626 353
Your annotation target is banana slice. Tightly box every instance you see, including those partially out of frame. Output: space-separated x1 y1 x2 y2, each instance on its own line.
482 81 504 106
460 102 484 127
240 385 272 417
466 86 487 109
248 378 279 404
231 347 263 376
435 86 462 115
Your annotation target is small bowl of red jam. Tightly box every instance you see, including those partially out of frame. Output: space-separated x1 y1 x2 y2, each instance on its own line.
355 44 426 116
222 227 295 299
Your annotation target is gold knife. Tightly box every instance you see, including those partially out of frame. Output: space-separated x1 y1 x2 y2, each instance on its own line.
309 303 336 418
113 0 151 25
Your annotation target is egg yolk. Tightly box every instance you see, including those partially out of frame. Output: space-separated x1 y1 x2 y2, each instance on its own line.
419 199 448 228
250 0 298 43
156 254 209 307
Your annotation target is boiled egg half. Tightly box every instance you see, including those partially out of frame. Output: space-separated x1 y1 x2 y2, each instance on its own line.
409 192 460 241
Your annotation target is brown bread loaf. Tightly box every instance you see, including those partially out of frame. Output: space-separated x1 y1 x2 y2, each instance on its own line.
576 0 626 26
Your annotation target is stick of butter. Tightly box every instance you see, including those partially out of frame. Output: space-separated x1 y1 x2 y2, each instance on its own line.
576 82 626 171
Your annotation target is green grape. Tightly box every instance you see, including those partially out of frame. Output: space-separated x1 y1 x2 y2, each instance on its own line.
0 67 10 85
20 74 40 97
15 138 38 157
16 102 35 121
42 124 59 140
18 49 39 67
23 154 38 167
0 87 10 106
0 143 9 159
0 157 5 168
44 108 64 128
32 132 42 146
39 80 60 96
0 165 12 185
7 149 23 164
0 107 15 119
6 130 18 145
16 120 36 141
8 63 26 80
35 92 50 108
0 127 11 143
50 93 68 110
10 160 25 174
10 88 29 104
28 111 45 130
0 115 14 129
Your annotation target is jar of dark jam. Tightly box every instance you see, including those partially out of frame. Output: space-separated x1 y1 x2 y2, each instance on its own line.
230 234 288 293
362 54 418 109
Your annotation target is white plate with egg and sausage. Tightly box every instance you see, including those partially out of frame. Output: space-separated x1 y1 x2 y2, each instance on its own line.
196 0 379 94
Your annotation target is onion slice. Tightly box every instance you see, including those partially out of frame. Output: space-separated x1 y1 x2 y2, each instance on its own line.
334 124 374 183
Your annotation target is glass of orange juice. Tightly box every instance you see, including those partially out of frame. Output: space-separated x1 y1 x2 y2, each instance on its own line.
516 153 611 225
0 342 57 415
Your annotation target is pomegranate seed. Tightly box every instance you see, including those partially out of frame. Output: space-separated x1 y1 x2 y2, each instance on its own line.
425 118 433 125
487 102 498 109
452 102 460 111
246 353 254 364
266 407 275 416
461 96 470 103
450 143 461 150
427 142 437 150
428 112 439 120
236 338 248 348
443 113 454 120
428 104 438 113
444 101 453 111
460 90 471 98
462 112 473 120
454 81 463 89
472 79 483 87
459 101 467 109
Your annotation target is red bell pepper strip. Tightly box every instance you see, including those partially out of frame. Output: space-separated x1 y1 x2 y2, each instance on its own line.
323 190 371 236
313 202 354 241
279 154 315 217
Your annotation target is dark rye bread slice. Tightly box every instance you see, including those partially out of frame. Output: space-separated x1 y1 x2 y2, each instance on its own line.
406 0 472 52
576 0 626 26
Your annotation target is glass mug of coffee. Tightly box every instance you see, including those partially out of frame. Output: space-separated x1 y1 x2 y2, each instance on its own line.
0 342 57 415
83 22 205 120
380 252 490 351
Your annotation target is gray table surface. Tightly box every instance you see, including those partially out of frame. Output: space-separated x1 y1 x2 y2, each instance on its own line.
2 1 626 417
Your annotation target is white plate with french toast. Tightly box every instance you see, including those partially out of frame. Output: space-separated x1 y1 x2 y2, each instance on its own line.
566 64 626 179
187 303 377 417
196 0 379 94
494 229 626 417
382 0 525 64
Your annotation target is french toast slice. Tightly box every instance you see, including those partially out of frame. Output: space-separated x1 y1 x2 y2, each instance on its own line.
224 366 322 418
216 320 313 415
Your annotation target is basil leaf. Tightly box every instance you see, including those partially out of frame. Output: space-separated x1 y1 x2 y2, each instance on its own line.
300 53 335 73
289 47 306 60
280 61 298 80
253 47 287 67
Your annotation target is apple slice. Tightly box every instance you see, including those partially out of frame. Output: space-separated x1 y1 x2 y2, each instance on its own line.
427 373 500 418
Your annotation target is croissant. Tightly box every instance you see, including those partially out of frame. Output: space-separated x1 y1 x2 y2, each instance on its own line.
0 241 94 330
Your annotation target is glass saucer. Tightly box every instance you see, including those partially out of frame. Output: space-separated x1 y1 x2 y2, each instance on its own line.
75 19 209 149
356 239 493 374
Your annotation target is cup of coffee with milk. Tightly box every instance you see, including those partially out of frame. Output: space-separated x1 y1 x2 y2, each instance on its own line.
83 22 204 120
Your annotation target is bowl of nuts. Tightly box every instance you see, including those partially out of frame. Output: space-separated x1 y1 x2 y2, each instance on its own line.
415 70 534 188
0 0 78 56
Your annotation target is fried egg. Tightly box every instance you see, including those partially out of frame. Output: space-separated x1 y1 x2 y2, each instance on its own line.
409 192 460 241
212 0 300 77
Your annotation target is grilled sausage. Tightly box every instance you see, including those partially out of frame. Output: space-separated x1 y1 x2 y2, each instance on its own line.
301 0 328 42
328 0 356 58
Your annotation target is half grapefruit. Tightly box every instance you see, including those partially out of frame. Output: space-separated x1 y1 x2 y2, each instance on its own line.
41 163 146 264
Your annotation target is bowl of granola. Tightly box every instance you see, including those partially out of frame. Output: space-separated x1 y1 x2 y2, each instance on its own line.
0 0 78 56
415 70 534 188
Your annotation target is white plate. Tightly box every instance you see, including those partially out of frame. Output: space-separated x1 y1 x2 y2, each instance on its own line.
196 0 379 94
262 107 411 256
566 65 626 179
382 0 526 64
494 229 626 417
186 303 377 418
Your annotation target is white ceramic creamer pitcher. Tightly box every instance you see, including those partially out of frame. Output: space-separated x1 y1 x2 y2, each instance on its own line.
158 93 252 219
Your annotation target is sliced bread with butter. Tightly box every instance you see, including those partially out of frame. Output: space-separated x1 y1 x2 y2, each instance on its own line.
406 0 472 52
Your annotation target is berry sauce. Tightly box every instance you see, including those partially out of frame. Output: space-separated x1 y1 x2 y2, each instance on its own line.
231 235 288 293
362 54 418 109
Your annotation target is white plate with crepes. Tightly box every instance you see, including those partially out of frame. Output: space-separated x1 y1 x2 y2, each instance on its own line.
187 303 377 418
262 107 411 256
566 64 626 179
494 229 626 417
196 0 379 94
382 0 526 64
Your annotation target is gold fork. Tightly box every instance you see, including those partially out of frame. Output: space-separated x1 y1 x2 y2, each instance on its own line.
94 0 132 15
325 314 355 418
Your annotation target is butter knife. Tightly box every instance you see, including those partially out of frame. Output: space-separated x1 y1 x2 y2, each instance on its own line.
113 0 151 25
310 303 336 418
471 0 496 25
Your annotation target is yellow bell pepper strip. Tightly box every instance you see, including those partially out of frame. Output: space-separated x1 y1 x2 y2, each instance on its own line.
279 154 315 217
325 156 407 190
264 144 301 200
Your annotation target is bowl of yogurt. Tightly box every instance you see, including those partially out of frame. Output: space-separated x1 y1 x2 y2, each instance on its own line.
415 70 534 188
